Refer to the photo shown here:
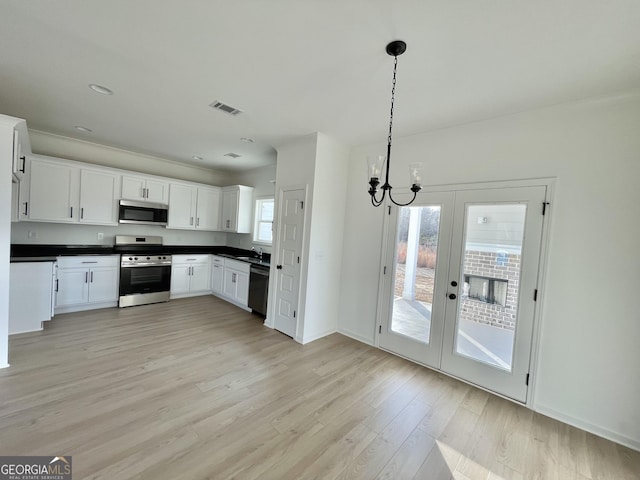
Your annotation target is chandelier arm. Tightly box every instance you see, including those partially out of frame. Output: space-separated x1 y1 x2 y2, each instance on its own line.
370 189 386 206
388 189 418 207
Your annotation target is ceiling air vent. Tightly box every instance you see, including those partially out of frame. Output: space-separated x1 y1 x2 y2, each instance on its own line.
209 100 242 116
224 152 242 159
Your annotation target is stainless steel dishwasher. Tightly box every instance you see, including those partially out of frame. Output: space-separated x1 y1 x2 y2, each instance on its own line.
248 265 269 316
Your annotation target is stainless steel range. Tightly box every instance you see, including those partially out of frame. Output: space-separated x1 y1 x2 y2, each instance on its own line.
116 235 172 307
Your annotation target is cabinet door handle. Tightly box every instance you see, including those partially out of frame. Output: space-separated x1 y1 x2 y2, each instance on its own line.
90 271 94 283
81 261 98 264
196 217 200 227
23 202 28 216
232 272 236 283
55 279 59 292
85 272 88 283
81 207 84 219
190 217 193 226
70 206 73 218
146 188 150 198
19 156 26 173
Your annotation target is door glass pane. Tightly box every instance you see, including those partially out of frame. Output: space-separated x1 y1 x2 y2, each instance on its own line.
391 206 441 344
454 204 526 371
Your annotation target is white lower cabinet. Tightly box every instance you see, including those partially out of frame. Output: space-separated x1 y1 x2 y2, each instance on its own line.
170 255 211 298
216 258 250 310
9 261 55 334
211 256 224 295
55 256 119 313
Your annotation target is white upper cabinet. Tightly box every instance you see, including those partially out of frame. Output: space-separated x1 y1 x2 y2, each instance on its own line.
12 129 25 182
15 141 253 229
167 183 221 231
27 157 119 225
195 186 221 231
122 175 169 204
167 183 197 229
221 185 254 233
79 169 119 225
11 120 30 182
29 158 80 223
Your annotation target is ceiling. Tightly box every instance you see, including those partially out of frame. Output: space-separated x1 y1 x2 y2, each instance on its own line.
1 1 639 173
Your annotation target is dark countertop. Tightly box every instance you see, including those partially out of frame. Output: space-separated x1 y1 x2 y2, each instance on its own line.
10 256 58 263
10 244 271 268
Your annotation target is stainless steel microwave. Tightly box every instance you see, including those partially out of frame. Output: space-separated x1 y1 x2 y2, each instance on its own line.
118 200 168 226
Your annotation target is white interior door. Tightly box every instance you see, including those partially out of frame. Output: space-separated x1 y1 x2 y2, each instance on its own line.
378 185 547 402
273 188 305 338
378 191 454 367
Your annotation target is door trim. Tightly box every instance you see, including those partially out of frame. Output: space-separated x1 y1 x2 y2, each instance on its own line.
374 178 555 407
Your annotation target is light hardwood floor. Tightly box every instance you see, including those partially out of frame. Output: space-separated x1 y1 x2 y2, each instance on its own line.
1 296 638 479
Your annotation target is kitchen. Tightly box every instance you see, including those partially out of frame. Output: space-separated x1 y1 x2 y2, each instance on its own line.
6 118 276 336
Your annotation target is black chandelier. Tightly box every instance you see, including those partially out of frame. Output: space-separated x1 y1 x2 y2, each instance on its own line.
368 40 423 207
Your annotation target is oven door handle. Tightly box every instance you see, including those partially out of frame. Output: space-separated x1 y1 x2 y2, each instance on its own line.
120 263 171 268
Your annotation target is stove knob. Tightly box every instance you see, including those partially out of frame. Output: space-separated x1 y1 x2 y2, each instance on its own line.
134 257 138 260
147 256 150 260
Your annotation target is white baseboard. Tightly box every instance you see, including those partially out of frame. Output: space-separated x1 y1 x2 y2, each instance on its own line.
337 327 375 346
534 403 640 452
55 301 118 315
301 328 337 344
171 291 212 300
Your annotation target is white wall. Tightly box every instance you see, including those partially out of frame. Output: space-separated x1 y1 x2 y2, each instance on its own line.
302 133 349 343
29 130 230 186
338 91 640 449
271 133 349 343
270 134 316 335
226 163 277 253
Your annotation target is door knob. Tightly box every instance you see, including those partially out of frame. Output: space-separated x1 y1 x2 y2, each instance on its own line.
276 265 283 270
448 293 457 300
451 281 458 287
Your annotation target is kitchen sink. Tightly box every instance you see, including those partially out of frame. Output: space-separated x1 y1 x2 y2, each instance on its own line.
228 255 270 267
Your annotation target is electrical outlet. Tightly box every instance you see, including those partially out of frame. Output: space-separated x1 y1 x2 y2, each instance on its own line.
28 231 37 239
97 232 104 240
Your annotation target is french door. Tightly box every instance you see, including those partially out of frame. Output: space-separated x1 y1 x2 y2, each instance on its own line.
378 185 547 402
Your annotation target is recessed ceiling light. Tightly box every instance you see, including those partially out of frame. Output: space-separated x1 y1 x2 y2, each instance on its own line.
89 84 114 95
192 155 203 161
74 126 93 133
240 137 255 143
224 152 242 158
